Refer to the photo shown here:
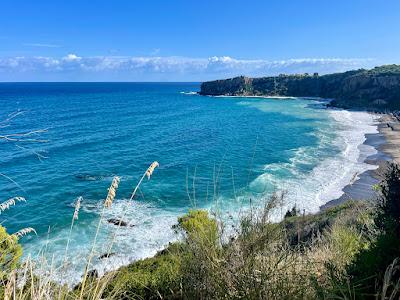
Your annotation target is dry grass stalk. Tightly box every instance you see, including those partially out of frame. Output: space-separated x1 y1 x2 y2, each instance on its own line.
105 161 160 262
0 197 26 212
63 196 84 269
380 258 400 300
79 176 122 299
130 161 159 201
104 177 120 208
4 270 16 300
12 227 37 239
146 161 159 179
73 196 82 220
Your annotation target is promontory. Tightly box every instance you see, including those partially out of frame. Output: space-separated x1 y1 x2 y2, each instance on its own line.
199 64 400 111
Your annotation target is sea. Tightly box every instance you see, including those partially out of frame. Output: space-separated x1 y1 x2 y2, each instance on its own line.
0 82 378 283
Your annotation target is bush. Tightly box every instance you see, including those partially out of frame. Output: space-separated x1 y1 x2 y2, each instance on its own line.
106 200 375 299
177 209 218 246
0 225 22 299
0 225 22 281
105 242 184 300
347 163 400 298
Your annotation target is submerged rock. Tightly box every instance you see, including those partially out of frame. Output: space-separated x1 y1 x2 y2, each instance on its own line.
75 173 104 181
107 218 135 227
87 269 98 279
107 218 128 226
99 252 115 259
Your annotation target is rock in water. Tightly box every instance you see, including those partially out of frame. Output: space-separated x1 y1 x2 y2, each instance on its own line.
107 218 128 226
99 252 115 259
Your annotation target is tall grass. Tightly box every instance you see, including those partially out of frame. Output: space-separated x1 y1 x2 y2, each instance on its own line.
0 197 26 213
0 162 160 299
2 163 400 299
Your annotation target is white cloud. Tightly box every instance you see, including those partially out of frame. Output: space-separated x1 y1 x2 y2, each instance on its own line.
23 43 61 48
63 53 81 61
0 54 378 81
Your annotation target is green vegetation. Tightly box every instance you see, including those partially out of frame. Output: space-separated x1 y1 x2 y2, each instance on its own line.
0 225 22 299
103 163 400 299
0 226 22 281
200 64 400 111
2 163 400 299
104 243 183 299
347 163 400 297
104 210 219 299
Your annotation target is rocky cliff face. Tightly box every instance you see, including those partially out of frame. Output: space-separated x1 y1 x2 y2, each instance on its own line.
199 65 400 110
199 76 253 96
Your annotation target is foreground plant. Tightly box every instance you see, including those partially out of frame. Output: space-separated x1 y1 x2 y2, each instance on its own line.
79 176 121 299
130 161 159 201
80 161 160 299
4 163 400 299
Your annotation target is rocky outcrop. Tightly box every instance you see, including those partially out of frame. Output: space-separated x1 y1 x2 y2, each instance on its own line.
199 65 400 110
199 76 253 96
107 218 133 227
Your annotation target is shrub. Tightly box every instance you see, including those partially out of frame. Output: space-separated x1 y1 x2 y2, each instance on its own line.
0 225 22 281
177 209 218 246
105 200 375 299
345 163 400 298
104 242 184 300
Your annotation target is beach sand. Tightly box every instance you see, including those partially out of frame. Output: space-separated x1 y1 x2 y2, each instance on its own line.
321 113 398 210
378 114 400 163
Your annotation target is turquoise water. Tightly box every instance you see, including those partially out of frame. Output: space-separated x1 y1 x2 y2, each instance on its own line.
0 83 377 282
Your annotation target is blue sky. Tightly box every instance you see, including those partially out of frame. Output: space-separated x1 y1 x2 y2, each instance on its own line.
0 0 399 81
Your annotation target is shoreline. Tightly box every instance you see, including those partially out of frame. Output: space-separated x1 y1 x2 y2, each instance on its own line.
204 94 298 99
199 93 330 102
93 107 397 284
34 98 399 284
321 113 397 210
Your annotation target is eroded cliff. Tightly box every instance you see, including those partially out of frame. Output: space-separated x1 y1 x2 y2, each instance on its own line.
200 65 400 110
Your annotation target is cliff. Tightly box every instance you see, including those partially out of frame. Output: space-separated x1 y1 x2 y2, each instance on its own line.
200 65 400 110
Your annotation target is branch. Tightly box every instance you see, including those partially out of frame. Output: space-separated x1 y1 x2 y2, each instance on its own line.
0 129 49 143
0 111 24 126
14 144 48 161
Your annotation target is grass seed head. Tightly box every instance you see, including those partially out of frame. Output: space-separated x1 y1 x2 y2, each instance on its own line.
146 161 159 179
0 197 26 213
73 196 82 220
12 227 37 239
104 176 121 208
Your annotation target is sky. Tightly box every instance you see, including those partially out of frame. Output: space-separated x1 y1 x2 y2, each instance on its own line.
0 0 399 81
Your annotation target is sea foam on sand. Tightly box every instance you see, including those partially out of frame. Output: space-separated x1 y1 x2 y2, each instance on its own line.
273 109 379 215
32 107 380 286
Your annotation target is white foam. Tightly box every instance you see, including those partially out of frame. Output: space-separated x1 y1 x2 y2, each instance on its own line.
180 91 198 95
252 109 379 216
23 104 380 285
28 200 181 285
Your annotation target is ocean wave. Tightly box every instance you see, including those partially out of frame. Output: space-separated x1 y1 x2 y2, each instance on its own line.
28 199 181 285
18 95 380 286
250 109 378 216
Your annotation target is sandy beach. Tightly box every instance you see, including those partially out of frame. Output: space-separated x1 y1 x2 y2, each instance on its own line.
321 112 399 210
378 114 400 163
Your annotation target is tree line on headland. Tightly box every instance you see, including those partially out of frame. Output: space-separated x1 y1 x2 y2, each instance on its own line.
200 64 400 111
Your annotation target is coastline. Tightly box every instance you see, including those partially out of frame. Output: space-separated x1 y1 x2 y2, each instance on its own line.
321 113 397 210
204 94 298 99
94 106 397 286
377 114 400 163
36 97 398 285
201 93 329 102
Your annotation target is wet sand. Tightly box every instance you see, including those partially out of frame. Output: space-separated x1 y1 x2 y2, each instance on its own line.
378 114 400 163
321 113 397 210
